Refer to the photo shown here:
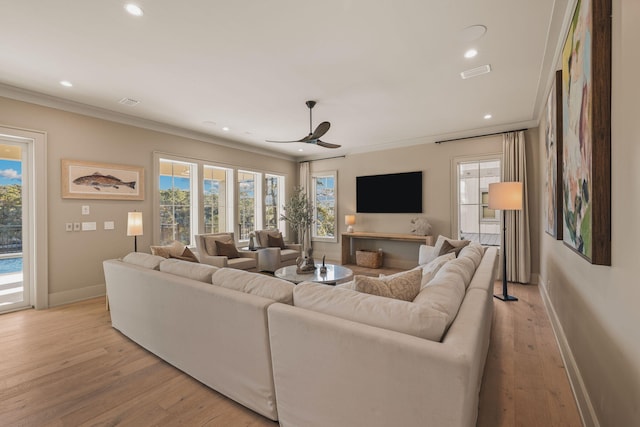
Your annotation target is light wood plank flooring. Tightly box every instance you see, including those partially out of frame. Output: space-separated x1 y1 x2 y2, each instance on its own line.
0 281 582 426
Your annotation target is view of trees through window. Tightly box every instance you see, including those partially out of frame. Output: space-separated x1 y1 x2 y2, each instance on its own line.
264 174 283 231
159 159 192 245
203 166 230 234
238 171 257 240
0 154 22 254
312 173 336 239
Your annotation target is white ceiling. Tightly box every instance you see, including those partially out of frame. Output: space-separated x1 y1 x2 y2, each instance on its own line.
0 0 570 160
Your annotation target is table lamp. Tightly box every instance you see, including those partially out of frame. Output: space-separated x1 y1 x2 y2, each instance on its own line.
127 211 143 252
345 215 356 233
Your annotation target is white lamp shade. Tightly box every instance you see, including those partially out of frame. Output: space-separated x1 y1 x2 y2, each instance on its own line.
488 182 523 210
127 211 143 236
345 215 356 226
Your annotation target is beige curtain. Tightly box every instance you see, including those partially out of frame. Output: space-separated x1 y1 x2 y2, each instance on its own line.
502 131 531 283
299 162 311 249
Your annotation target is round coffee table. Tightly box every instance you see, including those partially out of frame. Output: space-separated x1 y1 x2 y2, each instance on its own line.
274 264 353 285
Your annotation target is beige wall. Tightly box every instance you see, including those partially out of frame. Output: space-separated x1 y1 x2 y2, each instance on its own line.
0 96 297 305
310 131 541 275
537 1 640 425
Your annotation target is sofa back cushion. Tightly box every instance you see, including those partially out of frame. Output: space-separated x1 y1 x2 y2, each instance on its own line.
202 233 234 256
413 264 467 333
159 258 218 283
294 282 449 341
212 268 295 304
122 252 165 270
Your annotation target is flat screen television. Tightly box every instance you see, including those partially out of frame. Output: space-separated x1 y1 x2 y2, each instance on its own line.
356 171 423 213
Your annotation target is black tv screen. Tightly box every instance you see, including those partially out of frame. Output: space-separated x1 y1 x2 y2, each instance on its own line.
356 171 423 213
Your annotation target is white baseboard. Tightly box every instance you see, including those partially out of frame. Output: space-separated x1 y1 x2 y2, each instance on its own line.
538 279 599 427
49 283 106 307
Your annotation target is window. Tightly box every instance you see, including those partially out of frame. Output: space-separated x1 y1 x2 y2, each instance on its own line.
159 159 197 245
455 158 501 245
155 153 286 245
203 165 233 234
311 171 337 242
237 170 261 241
264 173 285 234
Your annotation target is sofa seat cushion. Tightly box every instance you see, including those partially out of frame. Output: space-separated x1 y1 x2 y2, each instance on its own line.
280 248 299 262
159 258 218 283
293 282 449 341
355 269 422 302
226 256 257 270
122 252 165 270
212 268 295 304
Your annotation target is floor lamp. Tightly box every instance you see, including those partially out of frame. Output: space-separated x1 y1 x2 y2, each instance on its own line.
488 182 523 302
127 211 143 252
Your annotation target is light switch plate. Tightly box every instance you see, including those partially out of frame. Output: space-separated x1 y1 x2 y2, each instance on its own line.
81 222 96 231
82 205 90 215
104 221 115 230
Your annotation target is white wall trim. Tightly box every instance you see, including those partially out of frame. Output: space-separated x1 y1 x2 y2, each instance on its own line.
49 283 106 307
538 277 600 427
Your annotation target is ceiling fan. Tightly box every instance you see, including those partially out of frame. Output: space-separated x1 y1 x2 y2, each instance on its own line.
267 100 341 149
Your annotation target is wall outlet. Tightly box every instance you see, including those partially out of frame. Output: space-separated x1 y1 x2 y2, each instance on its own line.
65 223 73 232
73 222 81 231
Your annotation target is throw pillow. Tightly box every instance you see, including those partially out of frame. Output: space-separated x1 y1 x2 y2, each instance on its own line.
355 269 422 302
267 233 286 249
215 240 240 259
170 246 199 263
150 240 185 258
437 240 468 257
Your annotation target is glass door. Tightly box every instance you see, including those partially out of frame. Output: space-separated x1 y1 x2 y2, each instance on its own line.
0 140 29 312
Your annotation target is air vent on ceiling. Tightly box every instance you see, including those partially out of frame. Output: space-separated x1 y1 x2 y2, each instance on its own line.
118 97 140 107
460 64 492 79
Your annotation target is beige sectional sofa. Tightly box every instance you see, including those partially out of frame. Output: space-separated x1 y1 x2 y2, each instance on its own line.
103 242 497 426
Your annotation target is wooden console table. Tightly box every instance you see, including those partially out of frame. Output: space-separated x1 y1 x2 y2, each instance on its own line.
341 232 434 265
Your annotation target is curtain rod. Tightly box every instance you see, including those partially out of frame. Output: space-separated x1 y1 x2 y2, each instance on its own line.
300 155 346 163
434 128 528 144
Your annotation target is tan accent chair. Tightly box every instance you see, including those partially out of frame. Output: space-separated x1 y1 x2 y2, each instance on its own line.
253 229 302 272
194 232 257 271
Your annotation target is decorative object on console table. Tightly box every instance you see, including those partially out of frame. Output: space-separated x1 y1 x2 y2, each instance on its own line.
345 214 355 233
127 211 143 252
410 217 432 236
488 182 523 302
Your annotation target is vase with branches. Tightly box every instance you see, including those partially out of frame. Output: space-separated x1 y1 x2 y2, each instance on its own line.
280 186 314 258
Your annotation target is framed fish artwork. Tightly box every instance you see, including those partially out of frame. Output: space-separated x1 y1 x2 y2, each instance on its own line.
61 159 144 200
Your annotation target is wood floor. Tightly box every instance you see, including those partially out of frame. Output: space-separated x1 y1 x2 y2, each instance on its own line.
0 282 582 426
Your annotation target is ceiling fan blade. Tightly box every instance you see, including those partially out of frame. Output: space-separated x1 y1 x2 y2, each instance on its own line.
309 121 330 140
266 139 302 143
316 140 341 149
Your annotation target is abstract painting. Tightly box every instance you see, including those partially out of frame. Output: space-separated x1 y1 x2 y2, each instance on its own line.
561 0 611 265
544 70 563 239
61 159 144 200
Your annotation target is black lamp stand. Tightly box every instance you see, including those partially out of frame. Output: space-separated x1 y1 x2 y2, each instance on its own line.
495 211 518 302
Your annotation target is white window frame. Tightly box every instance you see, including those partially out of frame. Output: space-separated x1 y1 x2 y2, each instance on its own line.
311 170 338 243
451 154 501 244
203 164 234 235
237 169 262 242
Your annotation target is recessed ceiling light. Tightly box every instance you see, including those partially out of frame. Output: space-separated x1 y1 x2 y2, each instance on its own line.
298 148 304 152
484 114 492 120
222 127 230 131
125 3 143 16
60 80 73 87
464 49 478 59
